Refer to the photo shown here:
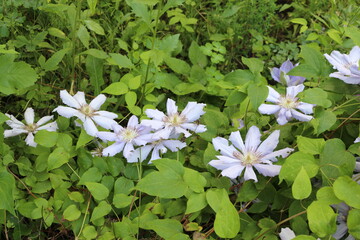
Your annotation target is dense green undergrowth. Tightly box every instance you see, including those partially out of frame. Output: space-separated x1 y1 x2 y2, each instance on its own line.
0 0 360 239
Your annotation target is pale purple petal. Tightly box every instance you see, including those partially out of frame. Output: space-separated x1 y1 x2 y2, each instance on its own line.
258 104 281 115
262 148 294 161
36 115 53 126
279 227 296 240
96 111 118 119
97 131 118 141
123 142 135 158
276 108 289 125
25 133 37 147
153 127 173 140
53 106 80 119
254 164 281 177
128 145 153 163
220 165 245 179
89 94 106 110
4 129 27 137
244 166 258 182
162 140 186 152
333 221 348 240
244 126 261 151
257 130 280 155
103 142 125 156
212 137 238 157
150 145 163 162
348 46 360 63
286 84 304 98
59 90 81 108
290 109 313 122
296 102 315 114
280 60 294 73
181 102 206 122
92 115 118 130
5 114 24 128
166 98 178 115
194 124 206 133
266 86 281 103
127 115 139 128
24 108 35 124
134 133 153 146
145 109 166 120
174 126 191 137
141 119 164 130
83 118 98 137
73 91 87 106
229 131 245 153
211 155 241 170
180 123 204 132
271 67 281 82
37 122 58 132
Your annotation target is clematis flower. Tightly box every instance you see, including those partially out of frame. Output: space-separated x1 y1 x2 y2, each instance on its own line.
53 90 118 136
141 98 206 139
208 126 293 182
97 115 152 159
258 84 315 125
279 227 320 240
271 60 306 86
127 135 186 163
324 46 360 84
332 203 355 240
4 108 58 147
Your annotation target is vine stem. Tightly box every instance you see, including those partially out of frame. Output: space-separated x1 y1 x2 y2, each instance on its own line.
76 194 92 239
328 108 360 139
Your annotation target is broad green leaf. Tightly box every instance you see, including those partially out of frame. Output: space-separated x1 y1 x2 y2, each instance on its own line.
85 182 109 200
152 158 184 176
47 147 70 171
86 55 104 95
316 187 341 205
56 133 72 149
158 34 181 54
327 29 342 44
299 45 328 76
173 83 205 95
102 82 129 95
307 200 337 237
78 167 102 185
42 48 69 72
287 64 319 78
77 24 90 48
333 176 360 209
290 18 307 25
0 112 9 124
189 41 207 67
76 129 94 149
344 26 360 46
185 192 207 214
206 188 240 238
68 192 85 203
81 49 108 59
312 109 337 134
225 90 247 106
128 105 142 115
114 177 134 195
320 139 355 185
128 75 141 89
83 225 98 239
279 152 319 183
107 53 134 69
247 83 268 109
90 201 111 222
242 57 264 73
237 181 259 202
84 19 105 35
48 27 66 39
164 56 191 75
183 168 207 193
34 130 58 148
297 136 325 155
292 167 312 199
0 169 15 215
114 217 138 238
348 209 360 238
302 88 332 108
0 55 38 95
63 204 81 221
113 194 135 208
126 0 151 25
224 69 254 86
146 219 187 239
87 0 98 15
125 91 137 106
293 236 317 240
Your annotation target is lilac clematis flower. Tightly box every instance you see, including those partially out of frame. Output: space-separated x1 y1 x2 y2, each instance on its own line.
258 84 315 125
53 90 118 136
141 98 206 139
324 46 360 84
97 115 153 159
208 126 294 182
332 203 355 240
4 108 58 147
271 60 306 86
279 227 320 240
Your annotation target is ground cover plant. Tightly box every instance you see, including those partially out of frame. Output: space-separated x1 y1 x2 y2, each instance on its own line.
1 0 360 239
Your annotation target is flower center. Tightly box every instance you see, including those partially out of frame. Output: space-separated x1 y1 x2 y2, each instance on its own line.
25 123 38 132
163 113 186 126
80 104 95 117
120 128 138 142
233 151 261 166
279 96 298 109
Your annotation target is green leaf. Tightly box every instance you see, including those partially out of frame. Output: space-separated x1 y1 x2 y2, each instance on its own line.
0 55 38 95
164 56 191 75
327 29 342 44
158 34 181 54
297 136 325 155
333 176 360 209
225 90 247 106
0 112 9 124
224 70 254 86
320 139 355 185
84 19 105 35
189 41 207 67
47 147 70 171
312 109 337 134
307 200 337 237
292 167 312 200
77 24 90 48
173 83 205 95
183 168 207 193
86 55 104 95
206 188 240 238
302 88 332 108
107 53 134 69
83 225 98 239
102 82 129 95
348 209 360 238
185 192 207 214
48 27 66 39
290 18 307 25
113 194 135 208
0 169 15 215
126 0 151 25
63 204 81 221
78 167 102 185
279 152 319 183
316 186 341 205
128 75 141 90
42 48 69 72
114 177 134 195
287 64 319 78
68 192 85 203
247 83 268 109
344 26 360 46
34 130 59 148
242 57 264 73
81 49 108 59
85 182 110 200
76 129 94 149
90 201 111 222
146 219 187 239
125 91 137 106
